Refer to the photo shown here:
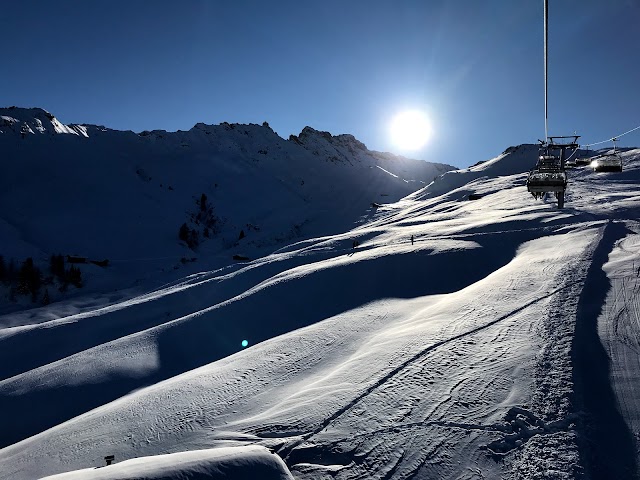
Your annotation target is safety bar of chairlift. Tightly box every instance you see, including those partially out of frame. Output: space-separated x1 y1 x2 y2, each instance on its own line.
527 184 566 193
527 177 566 185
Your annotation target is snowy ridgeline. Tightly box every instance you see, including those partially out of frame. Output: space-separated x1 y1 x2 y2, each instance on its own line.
0 106 455 306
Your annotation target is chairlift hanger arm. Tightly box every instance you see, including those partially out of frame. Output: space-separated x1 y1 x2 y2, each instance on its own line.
548 143 580 150
548 135 580 143
546 135 580 150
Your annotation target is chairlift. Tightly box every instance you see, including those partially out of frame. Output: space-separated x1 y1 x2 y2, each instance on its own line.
591 137 622 172
575 145 592 166
528 1 579 208
526 136 578 209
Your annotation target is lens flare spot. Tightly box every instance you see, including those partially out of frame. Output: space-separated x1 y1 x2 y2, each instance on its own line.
241 339 249 348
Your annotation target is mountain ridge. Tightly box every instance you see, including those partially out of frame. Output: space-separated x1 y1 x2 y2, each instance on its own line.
0 106 455 300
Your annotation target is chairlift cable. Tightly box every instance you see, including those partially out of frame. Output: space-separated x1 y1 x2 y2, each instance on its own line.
583 124 640 147
528 0 569 212
542 0 637 151
544 0 549 142
564 146 579 162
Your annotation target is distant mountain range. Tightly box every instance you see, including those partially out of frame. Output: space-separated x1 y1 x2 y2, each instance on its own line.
0 107 455 291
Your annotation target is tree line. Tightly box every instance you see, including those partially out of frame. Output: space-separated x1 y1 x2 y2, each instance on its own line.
0 254 83 304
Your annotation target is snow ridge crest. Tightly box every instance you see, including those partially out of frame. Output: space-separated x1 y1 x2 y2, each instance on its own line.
0 106 88 137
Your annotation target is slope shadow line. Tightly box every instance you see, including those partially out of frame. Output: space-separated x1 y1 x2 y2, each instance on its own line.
0 237 531 448
279 280 579 461
572 220 638 479
0 244 343 382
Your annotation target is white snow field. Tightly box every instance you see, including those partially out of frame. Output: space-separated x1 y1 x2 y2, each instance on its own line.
1 110 640 479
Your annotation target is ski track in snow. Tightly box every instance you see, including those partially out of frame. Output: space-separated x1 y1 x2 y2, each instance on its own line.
592 221 640 478
0 145 640 479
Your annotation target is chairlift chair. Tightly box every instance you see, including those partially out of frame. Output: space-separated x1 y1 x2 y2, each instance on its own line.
591 138 622 172
526 136 578 209
575 146 592 166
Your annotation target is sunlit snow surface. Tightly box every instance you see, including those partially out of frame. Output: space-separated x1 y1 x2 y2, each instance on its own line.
1 146 640 479
39 446 293 480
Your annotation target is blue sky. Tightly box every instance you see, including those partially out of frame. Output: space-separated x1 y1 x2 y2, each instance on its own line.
2 1 639 167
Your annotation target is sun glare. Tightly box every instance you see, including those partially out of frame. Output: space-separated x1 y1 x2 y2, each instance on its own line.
389 110 432 151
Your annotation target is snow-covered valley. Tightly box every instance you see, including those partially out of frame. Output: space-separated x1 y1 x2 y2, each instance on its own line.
1 109 640 479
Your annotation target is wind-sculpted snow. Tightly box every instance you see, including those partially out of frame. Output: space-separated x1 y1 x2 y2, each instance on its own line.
39 446 294 480
409 144 540 201
581 221 640 479
1 145 640 479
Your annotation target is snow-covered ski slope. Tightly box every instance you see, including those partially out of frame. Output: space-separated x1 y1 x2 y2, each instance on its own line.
1 137 640 478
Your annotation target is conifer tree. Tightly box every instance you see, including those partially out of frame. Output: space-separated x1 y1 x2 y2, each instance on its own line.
189 229 199 248
50 254 65 279
179 223 190 243
17 257 34 295
42 289 51 305
66 265 82 288
7 259 16 284
18 258 42 300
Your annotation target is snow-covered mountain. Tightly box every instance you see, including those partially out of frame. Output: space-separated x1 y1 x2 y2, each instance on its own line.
0 106 452 264
2 108 640 479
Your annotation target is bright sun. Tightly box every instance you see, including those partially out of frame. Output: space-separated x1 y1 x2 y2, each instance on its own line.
389 110 432 151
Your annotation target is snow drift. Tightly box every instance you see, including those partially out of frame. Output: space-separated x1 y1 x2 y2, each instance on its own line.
39 446 294 480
